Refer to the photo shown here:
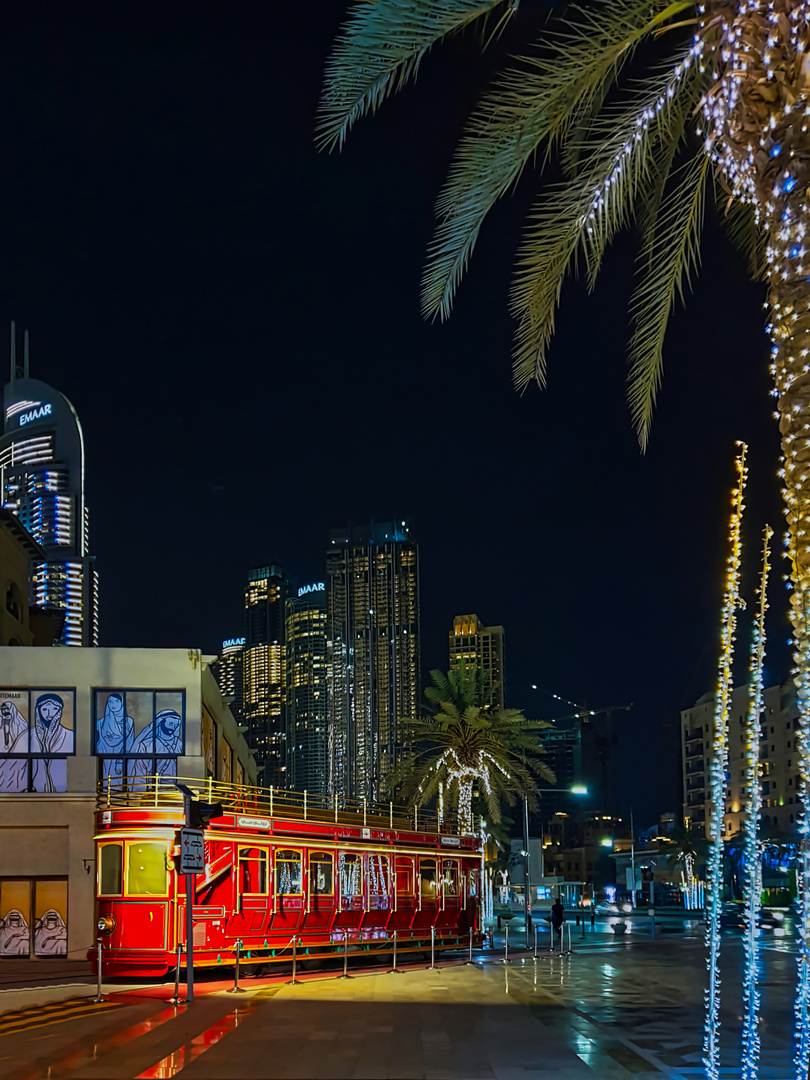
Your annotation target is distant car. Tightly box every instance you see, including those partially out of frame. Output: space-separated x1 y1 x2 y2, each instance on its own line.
720 904 745 929
594 902 618 915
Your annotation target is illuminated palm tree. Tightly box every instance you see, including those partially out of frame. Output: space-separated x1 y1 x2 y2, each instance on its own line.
395 662 555 831
663 824 710 888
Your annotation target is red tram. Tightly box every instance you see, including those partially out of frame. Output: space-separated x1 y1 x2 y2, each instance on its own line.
93 777 483 977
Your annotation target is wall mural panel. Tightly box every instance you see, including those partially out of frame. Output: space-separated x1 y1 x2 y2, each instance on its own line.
0 690 75 793
94 690 185 785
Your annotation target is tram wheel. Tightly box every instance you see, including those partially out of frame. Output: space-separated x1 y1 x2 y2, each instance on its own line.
240 963 265 978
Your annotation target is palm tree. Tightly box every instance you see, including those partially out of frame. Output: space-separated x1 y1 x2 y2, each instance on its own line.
663 823 710 888
395 662 555 832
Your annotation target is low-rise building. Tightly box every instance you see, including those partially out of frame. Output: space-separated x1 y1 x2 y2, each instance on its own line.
0 647 257 962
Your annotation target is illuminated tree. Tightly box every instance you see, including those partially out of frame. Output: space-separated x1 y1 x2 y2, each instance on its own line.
395 662 555 832
321 3 810 1072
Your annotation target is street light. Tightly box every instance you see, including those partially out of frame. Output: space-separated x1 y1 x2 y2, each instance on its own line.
522 784 589 934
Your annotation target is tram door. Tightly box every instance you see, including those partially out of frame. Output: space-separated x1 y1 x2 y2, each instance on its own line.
436 858 461 929
271 848 304 934
226 846 270 945
363 853 392 931
390 856 415 932
334 851 363 931
414 857 439 930
303 851 335 934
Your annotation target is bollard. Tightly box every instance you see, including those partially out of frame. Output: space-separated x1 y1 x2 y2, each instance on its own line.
550 921 554 953
340 930 352 979
429 926 436 970
500 922 511 964
533 924 538 962
227 939 247 994
289 936 298 985
390 930 402 974
168 943 185 1004
92 939 105 1003
465 927 474 965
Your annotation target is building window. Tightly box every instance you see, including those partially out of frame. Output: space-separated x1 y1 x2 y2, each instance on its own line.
93 689 185 784
0 878 68 958
0 689 76 792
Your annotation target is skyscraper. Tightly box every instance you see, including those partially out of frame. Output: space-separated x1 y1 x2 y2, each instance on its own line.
327 520 420 801
215 637 245 723
0 327 98 646
285 582 328 795
448 613 505 708
243 563 290 786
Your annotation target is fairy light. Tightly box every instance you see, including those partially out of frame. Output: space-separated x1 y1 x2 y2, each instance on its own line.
704 443 748 1080
741 525 773 1080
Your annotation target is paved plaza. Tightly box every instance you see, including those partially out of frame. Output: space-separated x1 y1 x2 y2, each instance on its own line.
0 927 799 1079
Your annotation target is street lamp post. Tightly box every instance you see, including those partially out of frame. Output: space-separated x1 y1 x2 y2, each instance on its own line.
523 784 588 935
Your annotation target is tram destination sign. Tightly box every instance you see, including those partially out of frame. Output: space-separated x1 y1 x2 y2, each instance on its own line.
179 827 205 873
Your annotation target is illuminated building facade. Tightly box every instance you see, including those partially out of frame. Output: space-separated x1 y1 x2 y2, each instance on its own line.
243 564 290 787
448 613 505 708
285 583 327 796
327 521 420 801
0 332 98 646
215 637 245 724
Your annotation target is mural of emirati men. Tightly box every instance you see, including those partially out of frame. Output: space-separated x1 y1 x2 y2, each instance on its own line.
130 710 183 780
34 909 67 956
0 909 30 955
0 700 29 792
96 694 134 779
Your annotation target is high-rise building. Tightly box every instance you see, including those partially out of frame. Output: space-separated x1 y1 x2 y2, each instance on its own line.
0 327 98 646
215 637 245 723
448 613 505 708
243 563 291 787
327 520 420 801
681 682 800 839
285 582 328 796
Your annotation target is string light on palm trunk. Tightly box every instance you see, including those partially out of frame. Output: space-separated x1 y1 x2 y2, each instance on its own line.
741 525 773 1080
704 443 748 1080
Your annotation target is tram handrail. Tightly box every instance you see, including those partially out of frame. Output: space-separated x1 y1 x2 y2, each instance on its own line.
96 774 478 837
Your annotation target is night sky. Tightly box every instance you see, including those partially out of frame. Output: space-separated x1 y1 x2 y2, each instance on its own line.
0 2 790 824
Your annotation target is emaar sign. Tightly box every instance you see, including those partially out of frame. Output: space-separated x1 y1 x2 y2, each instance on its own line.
18 403 52 427
298 582 325 598
222 637 245 649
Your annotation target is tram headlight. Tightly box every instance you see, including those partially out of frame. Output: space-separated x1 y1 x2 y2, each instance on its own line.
97 914 116 935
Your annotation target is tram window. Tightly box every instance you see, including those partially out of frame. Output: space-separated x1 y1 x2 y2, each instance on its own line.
239 848 268 895
126 843 168 896
442 860 460 897
309 852 334 895
339 853 362 897
99 844 122 896
419 859 438 899
275 850 302 895
368 854 390 896
395 860 413 897
469 870 477 897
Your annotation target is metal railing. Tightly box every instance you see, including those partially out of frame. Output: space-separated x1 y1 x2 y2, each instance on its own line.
96 775 477 837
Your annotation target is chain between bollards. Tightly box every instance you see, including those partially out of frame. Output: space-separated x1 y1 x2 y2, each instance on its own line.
92 939 105 1003
167 943 185 1004
340 929 352 979
227 939 247 994
465 927 475 965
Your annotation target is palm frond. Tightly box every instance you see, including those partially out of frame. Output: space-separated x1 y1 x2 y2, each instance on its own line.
627 151 710 450
421 0 695 322
509 50 701 391
720 195 767 281
317 0 507 152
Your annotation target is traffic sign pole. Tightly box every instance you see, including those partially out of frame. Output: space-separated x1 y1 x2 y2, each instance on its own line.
178 788 196 1003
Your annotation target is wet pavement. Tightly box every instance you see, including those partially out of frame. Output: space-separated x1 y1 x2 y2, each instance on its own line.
0 926 799 1079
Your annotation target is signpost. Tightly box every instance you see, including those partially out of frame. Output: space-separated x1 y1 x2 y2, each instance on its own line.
175 784 222 1003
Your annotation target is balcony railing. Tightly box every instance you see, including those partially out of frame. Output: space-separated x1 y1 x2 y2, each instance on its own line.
96 775 477 837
